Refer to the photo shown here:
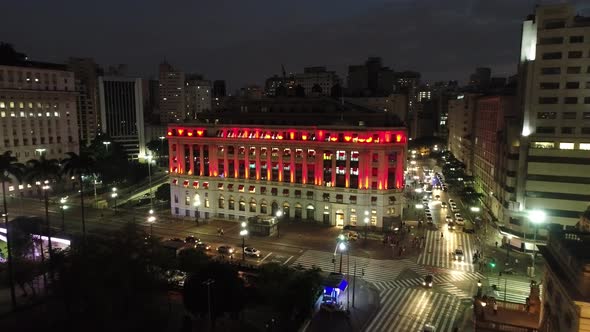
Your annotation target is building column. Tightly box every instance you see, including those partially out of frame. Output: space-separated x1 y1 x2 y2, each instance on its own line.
177 142 185 174
345 150 351 188
199 145 204 176
189 145 195 175
255 147 261 180
396 149 404 189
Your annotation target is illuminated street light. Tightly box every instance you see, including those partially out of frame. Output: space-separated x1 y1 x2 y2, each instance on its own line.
415 204 424 209
193 195 201 225
470 207 481 213
60 196 68 231
240 229 248 261
147 210 156 239
364 216 370 240
111 187 118 214
529 210 546 276
275 210 283 237
102 141 111 152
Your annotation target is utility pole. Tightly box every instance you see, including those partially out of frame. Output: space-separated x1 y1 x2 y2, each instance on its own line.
352 261 357 308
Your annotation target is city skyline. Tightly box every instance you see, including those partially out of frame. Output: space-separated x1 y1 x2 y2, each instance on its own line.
4 0 589 90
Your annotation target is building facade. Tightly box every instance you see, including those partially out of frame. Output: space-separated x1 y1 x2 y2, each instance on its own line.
185 77 211 120
167 124 407 229
538 226 590 332
516 3 590 228
0 63 79 162
158 62 185 123
447 94 480 175
294 67 340 96
98 77 146 159
67 57 102 144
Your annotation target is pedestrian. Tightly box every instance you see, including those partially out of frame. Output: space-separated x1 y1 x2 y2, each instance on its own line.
441 232 444 239
493 302 498 315
495 241 498 248
220 228 224 236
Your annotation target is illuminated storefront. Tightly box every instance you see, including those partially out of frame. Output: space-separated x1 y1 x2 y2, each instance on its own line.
167 124 407 229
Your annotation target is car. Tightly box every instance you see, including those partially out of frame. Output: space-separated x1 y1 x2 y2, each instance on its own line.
423 324 436 332
426 216 433 223
185 236 199 244
342 231 359 241
434 195 440 200
217 246 235 255
445 215 452 222
455 217 465 225
441 202 447 208
454 248 464 261
343 225 357 231
448 199 455 204
451 206 460 213
442 186 448 192
425 213 432 218
424 208 431 214
196 242 211 251
244 247 261 257
422 275 433 288
447 222 456 230
454 213 462 219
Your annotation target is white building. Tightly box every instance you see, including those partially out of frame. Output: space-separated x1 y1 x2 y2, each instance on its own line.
98 77 146 159
185 78 211 120
294 67 340 96
515 3 590 229
0 63 79 162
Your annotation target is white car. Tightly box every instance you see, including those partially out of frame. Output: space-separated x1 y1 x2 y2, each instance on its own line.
448 199 455 204
445 215 452 222
426 216 433 223
451 206 459 213
243 247 261 257
424 208 431 214
454 248 464 261
454 213 462 219
455 217 465 225
423 324 436 332
426 213 432 218
441 202 447 208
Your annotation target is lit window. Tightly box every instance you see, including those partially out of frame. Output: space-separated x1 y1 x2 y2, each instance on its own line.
559 142 574 150
54 112 59 117
0 102 5 108
9 102 14 108
532 142 555 149
0 111 5 117
580 143 590 150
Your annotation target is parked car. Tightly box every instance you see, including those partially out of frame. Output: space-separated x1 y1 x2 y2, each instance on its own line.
422 275 433 288
441 202 447 208
447 222 456 230
454 248 464 261
217 246 234 255
454 213 462 219
426 216 433 223
451 206 460 213
445 215 453 222
185 236 199 244
244 247 261 258
434 195 440 200
455 217 465 225
423 324 436 332
196 242 211 251
168 238 184 243
448 199 455 204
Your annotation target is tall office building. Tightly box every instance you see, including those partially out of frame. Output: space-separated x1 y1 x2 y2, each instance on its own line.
185 75 211 120
158 62 185 123
0 62 79 163
67 57 102 144
98 77 145 159
294 66 341 96
347 57 394 97
213 80 227 98
514 3 590 229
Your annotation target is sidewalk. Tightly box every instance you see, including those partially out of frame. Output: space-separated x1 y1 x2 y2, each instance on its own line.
306 277 379 332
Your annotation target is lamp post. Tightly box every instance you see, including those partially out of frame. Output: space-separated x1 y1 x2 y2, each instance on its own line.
276 210 283 237
146 155 154 208
528 210 546 278
193 195 201 225
477 279 482 297
338 234 346 273
203 279 215 332
240 229 248 261
111 187 118 214
338 241 350 312
102 141 111 152
159 136 166 166
147 209 156 239
35 148 46 156
59 197 68 231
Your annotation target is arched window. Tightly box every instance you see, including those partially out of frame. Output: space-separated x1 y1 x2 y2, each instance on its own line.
306 204 315 221
239 198 246 211
295 203 302 220
283 202 290 218
218 195 225 209
249 198 257 213
228 196 235 210
260 200 268 214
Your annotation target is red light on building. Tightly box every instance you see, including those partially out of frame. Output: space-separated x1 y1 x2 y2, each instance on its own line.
330 137 338 142
289 132 295 140
302 134 308 140
396 134 402 143
366 137 373 143
277 134 284 140
187 131 193 137
197 130 204 136
178 129 185 136
344 135 351 142
167 131 173 136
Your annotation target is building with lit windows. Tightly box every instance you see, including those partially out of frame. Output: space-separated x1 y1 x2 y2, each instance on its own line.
513 3 590 230
167 124 407 230
0 62 79 163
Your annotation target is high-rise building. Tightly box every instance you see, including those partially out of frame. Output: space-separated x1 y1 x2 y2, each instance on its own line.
468 67 492 90
213 80 227 98
166 124 407 229
514 3 590 229
97 76 146 159
347 57 394 97
185 75 211 120
447 93 480 174
67 57 102 145
0 62 79 163
394 71 421 138
158 62 185 123
294 66 341 96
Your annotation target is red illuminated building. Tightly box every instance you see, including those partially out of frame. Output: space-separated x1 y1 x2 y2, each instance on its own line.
167 124 407 229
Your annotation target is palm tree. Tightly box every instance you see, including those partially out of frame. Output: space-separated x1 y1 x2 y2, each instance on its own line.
26 156 61 267
0 151 25 311
61 151 96 242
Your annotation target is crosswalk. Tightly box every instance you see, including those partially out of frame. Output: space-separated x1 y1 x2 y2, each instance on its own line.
291 250 429 285
364 288 461 332
372 271 485 293
417 230 476 272
438 283 472 300
486 278 542 304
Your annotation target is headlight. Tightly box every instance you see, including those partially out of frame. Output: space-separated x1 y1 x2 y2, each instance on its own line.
422 281 426 286
229 249 234 253
429 283 432 287
455 256 458 259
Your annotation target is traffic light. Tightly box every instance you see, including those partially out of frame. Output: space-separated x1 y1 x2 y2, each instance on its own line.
490 258 496 268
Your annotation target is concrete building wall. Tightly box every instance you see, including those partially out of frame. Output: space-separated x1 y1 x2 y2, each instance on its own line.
158 63 185 123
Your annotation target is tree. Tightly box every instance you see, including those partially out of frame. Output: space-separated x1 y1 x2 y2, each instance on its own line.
0 150 24 310
61 151 96 242
155 183 170 202
146 138 169 164
0 42 27 64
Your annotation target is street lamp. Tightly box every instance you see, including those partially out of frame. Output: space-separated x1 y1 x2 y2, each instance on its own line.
159 136 166 166
35 148 46 156
146 155 154 208
59 197 68 231
528 210 546 277
193 195 201 225
147 209 156 239
240 229 248 261
102 141 111 152
477 279 482 297
276 210 283 237
470 206 481 213
338 241 351 312
111 187 118 214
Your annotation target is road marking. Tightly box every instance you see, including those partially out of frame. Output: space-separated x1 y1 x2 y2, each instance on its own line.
282 255 294 265
260 252 272 263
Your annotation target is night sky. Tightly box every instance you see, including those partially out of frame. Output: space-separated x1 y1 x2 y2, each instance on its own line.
4 0 590 91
